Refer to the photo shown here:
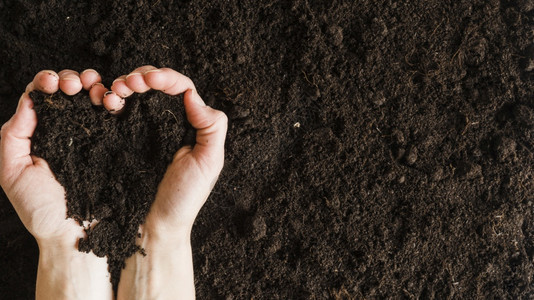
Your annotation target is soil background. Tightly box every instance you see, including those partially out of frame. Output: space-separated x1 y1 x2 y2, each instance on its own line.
0 0 533 299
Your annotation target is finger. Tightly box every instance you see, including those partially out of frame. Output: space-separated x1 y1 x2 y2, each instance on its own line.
111 75 134 98
25 82 34 93
103 91 125 114
89 83 108 106
58 69 83 96
0 93 37 183
31 70 59 94
143 68 196 95
183 89 228 173
125 65 157 93
80 69 102 90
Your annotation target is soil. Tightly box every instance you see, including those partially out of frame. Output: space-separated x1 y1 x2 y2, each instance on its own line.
30 90 191 290
0 0 533 299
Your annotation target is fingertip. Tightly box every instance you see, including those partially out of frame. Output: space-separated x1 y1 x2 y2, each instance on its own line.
125 72 151 93
111 76 134 98
89 83 108 106
10 93 37 135
103 91 125 114
16 92 32 113
80 69 102 90
59 75 83 96
33 70 59 94
25 82 35 93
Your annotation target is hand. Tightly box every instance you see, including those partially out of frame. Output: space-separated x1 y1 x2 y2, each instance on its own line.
0 69 112 300
108 66 228 300
102 66 227 234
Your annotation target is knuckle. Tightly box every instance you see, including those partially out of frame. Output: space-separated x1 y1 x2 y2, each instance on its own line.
214 110 228 124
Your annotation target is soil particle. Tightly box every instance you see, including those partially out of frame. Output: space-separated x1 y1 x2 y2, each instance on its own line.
431 167 444 182
493 135 517 162
404 145 418 165
513 104 534 128
328 25 344 47
457 161 483 180
251 215 267 241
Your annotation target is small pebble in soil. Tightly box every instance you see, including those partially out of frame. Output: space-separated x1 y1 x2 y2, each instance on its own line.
252 215 267 241
392 129 405 145
328 25 344 47
404 145 418 165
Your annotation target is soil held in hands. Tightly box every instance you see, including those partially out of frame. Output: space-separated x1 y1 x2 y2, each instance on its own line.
30 90 192 289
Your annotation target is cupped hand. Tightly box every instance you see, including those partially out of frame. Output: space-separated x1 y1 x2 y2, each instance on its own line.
103 66 228 239
0 69 108 246
0 69 113 300
110 66 227 300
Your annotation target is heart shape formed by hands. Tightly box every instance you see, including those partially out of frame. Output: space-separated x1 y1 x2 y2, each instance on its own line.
30 90 192 277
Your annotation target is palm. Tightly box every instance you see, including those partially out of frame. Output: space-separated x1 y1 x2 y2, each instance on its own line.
146 150 216 232
7 158 83 242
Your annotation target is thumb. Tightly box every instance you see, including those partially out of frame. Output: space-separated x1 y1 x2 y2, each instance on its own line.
0 93 37 184
183 89 228 174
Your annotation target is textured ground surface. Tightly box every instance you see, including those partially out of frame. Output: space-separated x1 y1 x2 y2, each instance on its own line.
0 0 533 298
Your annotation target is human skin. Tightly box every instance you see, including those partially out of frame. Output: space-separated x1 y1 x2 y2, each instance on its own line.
111 67 228 300
0 69 112 300
0 67 227 300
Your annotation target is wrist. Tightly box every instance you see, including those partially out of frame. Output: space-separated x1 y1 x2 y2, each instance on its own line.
141 215 193 245
139 223 191 249
37 238 113 300
35 222 86 252
118 224 195 300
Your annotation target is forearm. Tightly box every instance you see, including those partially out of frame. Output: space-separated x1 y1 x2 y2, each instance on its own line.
36 240 113 300
118 231 195 300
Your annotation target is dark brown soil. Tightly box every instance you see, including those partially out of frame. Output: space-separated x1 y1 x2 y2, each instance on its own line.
0 0 533 299
30 90 191 290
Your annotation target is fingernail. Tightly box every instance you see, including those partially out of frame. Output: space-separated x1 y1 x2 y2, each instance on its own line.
126 72 142 79
143 69 161 75
81 69 97 74
45 71 59 81
112 78 126 85
58 70 78 77
104 91 114 97
91 82 104 88
61 77 81 82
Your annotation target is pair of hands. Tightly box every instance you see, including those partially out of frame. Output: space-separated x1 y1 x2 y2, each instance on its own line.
0 66 227 299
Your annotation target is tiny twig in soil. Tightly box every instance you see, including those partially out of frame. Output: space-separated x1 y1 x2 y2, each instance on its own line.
69 118 91 136
44 95 65 110
163 110 179 124
302 71 319 90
